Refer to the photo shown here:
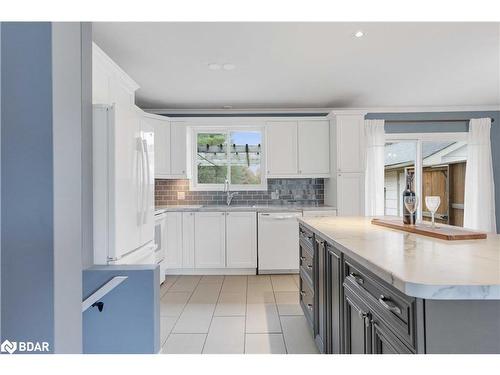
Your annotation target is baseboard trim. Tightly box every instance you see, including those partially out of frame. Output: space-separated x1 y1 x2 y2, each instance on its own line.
165 268 257 275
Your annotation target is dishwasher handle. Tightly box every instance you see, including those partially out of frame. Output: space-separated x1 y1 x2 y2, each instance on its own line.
260 214 299 220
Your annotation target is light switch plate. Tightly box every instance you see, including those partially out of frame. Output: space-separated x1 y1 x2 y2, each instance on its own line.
177 191 186 200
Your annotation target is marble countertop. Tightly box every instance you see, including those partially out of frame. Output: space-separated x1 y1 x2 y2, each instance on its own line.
298 216 500 300
155 204 337 213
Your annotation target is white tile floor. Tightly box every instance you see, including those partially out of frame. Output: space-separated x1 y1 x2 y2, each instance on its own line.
159 274 319 354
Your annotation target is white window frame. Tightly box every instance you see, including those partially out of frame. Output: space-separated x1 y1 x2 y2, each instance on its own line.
384 132 467 221
190 126 267 191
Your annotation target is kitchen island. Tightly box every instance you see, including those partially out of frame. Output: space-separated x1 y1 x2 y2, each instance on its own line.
297 216 500 354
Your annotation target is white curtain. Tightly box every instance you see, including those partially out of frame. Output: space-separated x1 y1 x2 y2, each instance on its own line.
364 120 385 216
464 118 497 233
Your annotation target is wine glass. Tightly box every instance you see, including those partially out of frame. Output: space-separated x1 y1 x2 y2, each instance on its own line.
425 196 441 229
404 196 418 226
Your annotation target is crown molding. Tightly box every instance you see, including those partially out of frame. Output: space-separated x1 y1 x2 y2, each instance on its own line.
93 42 140 92
143 104 499 116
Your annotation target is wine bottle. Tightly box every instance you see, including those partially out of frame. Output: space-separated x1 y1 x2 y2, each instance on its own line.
402 174 416 224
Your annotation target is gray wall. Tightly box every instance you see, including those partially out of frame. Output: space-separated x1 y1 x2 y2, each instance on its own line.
82 266 160 354
1 22 55 348
366 111 500 233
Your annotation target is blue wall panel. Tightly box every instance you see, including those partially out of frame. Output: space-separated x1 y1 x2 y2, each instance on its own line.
83 265 160 354
1 22 54 349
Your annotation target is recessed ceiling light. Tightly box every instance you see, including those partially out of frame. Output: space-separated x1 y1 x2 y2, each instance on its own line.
208 63 221 70
223 63 236 71
354 30 364 38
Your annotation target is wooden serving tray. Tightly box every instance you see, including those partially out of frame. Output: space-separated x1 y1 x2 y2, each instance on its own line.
371 218 487 240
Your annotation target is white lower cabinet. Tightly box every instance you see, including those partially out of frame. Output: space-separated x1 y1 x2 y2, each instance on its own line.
194 212 226 268
165 212 183 268
182 212 195 267
226 212 257 268
337 173 364 216
165 210 258 272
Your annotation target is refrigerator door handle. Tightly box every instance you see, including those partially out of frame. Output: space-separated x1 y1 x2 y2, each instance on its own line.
138 136 147 226
142 138 151 224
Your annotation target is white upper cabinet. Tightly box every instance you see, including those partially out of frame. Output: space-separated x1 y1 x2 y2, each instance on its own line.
336 114 365 173
266 119 330 178
298 120 330 175
194 212 226 268
170 121 187 178
226 212 257 268
144 114 188 179
266 121 299 176
144 114 171 178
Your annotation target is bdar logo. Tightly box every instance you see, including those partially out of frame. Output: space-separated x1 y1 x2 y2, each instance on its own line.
1 340 17 354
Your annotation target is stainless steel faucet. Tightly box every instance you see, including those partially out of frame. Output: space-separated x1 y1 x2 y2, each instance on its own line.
223 179 238 206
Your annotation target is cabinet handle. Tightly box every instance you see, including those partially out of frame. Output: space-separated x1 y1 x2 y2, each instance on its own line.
307 303 313 310
300 291 306 296
378 295 402 315
349 272 364 285
315 239 325 247
307 264 313 269
300 256 306 261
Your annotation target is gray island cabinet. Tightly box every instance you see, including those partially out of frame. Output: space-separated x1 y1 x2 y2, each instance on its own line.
298 217 500 354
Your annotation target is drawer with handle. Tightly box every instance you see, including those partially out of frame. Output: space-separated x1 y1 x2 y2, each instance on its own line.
299 224 314 250
343 256 416 349
299 241 314 283
299 269 314 327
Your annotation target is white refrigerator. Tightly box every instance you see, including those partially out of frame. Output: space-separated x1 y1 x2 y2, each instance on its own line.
93 104 156 265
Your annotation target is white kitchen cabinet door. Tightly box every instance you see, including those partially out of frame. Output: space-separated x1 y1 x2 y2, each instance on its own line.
147 116 171 178
170 121 187 178
336 115 365 173
194 212 226 268
298 120 330 176
182 212 195 268
226 212 257 268
337 173 364 216
266 121 298 176
165 212 183 269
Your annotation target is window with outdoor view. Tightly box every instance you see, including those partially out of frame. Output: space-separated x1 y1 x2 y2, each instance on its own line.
383 135 467 227
194 129 264 190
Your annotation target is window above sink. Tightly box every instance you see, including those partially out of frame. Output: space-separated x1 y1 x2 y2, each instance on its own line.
191 127 267 191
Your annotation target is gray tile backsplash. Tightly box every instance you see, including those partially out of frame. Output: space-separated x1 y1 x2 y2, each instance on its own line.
155 178 324 206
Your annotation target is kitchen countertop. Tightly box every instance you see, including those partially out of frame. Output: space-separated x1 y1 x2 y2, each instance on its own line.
155 204 337 213
298 216 500 300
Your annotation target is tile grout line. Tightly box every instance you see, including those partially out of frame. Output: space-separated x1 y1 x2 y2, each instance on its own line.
271 275 289 354
243 275 249 354
162 276 202 352
200 275 225 354
160 275 187 350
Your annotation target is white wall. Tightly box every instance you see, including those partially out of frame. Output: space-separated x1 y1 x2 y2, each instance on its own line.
52 22 92 353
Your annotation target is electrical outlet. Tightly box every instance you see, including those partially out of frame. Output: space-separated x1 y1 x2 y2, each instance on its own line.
177 191 186 200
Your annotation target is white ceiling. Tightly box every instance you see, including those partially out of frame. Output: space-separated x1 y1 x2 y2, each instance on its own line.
92 22 500 110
